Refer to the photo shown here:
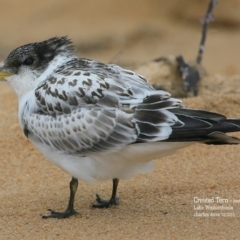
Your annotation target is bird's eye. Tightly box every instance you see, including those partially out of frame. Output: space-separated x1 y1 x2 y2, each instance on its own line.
23 57 34 66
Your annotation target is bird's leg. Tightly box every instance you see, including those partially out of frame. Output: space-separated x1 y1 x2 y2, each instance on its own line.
42 177 79 219
92 178 120 208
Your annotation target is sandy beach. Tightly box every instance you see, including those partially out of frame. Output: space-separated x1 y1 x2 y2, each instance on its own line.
1 1 240 239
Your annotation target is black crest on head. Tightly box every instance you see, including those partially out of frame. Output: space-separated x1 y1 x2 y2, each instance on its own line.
35 36 75 62
4 36 75 74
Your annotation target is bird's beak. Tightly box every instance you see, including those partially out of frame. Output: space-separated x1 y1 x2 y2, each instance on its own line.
0 71 12 80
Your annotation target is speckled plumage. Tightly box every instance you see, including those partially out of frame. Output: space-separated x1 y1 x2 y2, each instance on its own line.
1 37 240 217
2 36 240 179
19 52 184 157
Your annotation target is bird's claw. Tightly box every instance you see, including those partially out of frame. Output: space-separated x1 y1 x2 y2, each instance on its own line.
92 194 120 208
41 208 78 219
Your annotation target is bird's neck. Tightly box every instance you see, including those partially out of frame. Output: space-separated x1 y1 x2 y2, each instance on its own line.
37 54 75 83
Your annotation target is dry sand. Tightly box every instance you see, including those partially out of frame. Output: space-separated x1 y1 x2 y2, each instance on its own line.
1 1 240 239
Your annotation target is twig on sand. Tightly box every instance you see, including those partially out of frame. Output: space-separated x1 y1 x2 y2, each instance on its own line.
196 0 218 64
176 0 218 96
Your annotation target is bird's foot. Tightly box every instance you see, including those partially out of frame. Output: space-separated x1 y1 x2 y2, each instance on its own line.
92 194 120 208
41 208 78 219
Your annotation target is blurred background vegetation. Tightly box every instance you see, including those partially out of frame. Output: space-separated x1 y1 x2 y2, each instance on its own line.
0 0 239 75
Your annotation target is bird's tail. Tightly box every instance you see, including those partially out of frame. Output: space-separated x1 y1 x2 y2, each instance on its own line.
202 118 240 144
204 131 240 145
167 108 240 145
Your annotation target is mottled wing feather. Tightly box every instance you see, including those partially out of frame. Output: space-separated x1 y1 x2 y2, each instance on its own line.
26 107 138 154
34 58 159 114
27 56 240 152
28 58 181 153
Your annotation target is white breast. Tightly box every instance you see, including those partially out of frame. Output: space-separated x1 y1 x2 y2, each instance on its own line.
30 139 191 182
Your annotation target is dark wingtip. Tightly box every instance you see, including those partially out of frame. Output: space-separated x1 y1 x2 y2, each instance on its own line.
205 132 240 145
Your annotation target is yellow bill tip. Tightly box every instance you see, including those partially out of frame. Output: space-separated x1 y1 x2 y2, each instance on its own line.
0 71 12 80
